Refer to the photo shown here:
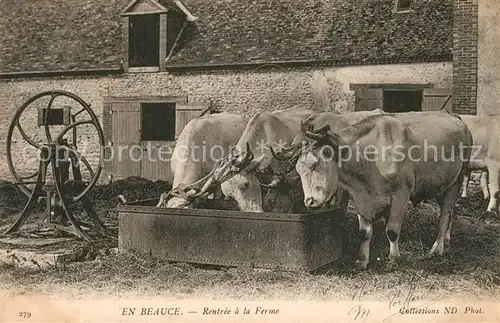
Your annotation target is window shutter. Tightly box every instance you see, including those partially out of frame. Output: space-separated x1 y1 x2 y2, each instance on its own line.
175 102 211 139
422 88 453 112
354 88 383 111
110 102 142 178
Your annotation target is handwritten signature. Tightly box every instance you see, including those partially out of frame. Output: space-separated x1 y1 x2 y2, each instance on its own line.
383 286 443 322
347 281 443 322
387 285 426 310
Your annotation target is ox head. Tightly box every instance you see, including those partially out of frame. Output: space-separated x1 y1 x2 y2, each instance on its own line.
221 141 306 212
180 142 265 212
191 139 303 212
285 121 350 210
156 165 224 208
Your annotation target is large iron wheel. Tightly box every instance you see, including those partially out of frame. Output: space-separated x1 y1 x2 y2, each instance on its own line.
6 90 105 203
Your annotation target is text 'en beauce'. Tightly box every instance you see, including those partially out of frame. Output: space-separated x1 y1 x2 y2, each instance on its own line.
121 307 182 316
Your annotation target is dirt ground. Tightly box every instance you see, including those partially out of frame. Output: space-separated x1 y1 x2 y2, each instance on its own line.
0 177 500 302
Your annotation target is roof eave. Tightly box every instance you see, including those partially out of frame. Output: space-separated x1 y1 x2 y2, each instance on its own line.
120 0 168 15
120 10 168 16
165 55 454 71
0 67 124 80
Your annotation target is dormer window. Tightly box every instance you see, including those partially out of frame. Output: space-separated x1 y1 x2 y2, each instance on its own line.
396 0 411 12
120 0 197 73
129 14 160 68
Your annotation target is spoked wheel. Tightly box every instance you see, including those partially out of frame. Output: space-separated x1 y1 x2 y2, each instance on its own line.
6 90 104 200
4 90 107 241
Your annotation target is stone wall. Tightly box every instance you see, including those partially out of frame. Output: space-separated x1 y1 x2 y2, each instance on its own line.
477 1 500 116
0 62 452 182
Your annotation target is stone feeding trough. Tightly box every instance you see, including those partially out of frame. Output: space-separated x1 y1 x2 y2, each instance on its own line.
117 198 344 272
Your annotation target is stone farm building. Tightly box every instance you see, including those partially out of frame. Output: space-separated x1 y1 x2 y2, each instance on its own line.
0 0 498 183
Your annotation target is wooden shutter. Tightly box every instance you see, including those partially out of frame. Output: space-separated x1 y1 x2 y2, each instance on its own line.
354 88 383 111
175 102 211 139
141 141 175 181
422 88 453 112
110 102 142 179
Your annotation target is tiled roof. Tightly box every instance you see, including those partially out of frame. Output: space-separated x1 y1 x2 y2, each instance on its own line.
168 0 453 66
0 0 452 74
0 0 130 73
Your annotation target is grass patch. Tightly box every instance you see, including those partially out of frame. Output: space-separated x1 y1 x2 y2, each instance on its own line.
0 179 499 300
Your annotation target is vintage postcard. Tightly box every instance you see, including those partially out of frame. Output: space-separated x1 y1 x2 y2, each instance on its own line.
0 0 499 322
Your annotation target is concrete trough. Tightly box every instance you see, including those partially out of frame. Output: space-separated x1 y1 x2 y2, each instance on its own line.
117 199 344 272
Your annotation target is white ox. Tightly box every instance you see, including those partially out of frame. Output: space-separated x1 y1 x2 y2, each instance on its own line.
194 107 315 212
459 115 500 212
271 109 386 210
287 111 472 268
193 108 386 213
157 112 247 208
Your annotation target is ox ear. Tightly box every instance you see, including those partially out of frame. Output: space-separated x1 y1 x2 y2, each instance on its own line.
325 132 350 161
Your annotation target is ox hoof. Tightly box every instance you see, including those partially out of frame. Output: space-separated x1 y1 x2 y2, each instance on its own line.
354 259 369 270
385 258 400 270
388 253 402 262
429 242 444 256
485 209 498 216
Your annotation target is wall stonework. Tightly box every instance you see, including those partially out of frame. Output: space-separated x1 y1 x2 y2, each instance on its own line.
477 1 500 116
452 0 478 115
0 62 452 181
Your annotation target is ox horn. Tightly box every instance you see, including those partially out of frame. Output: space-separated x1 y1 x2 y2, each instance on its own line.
270 144 297 161
301 120 331 141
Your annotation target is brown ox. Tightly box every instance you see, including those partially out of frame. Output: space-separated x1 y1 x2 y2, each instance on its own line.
287 111 471 268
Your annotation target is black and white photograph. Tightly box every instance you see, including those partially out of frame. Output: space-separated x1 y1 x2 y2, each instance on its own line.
0 0 499 322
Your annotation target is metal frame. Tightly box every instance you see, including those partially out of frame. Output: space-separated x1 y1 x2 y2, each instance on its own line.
3 90 108 241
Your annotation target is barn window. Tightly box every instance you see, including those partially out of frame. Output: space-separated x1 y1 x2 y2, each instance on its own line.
103 96 212 181
396 0 411 11
351 84 453 112
141 103 176 141
383 90 422 113
129 14 160 68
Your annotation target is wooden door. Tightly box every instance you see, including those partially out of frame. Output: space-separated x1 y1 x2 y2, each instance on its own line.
354 88 383 111
175 103 210 139
109 102 142 179
422 88 453 112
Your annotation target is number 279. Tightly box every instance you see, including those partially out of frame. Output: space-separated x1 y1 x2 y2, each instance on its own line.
18 312 31 318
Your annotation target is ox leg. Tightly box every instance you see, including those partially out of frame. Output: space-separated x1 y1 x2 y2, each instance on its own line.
430 185 459 256
480 171 490 200
385 195 409 261
444 208 454 248
355 214 373 269
461 170 470 198
486 165 500 213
